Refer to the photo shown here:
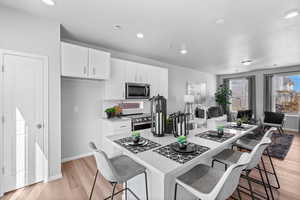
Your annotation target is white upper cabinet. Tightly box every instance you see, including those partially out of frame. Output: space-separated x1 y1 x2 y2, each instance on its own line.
104 58 168 100
88 48 110 80
61 42 110 80
105 58 126 100
61 42 88 78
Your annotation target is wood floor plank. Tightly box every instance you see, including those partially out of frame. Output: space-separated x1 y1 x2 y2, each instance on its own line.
1 132 299 200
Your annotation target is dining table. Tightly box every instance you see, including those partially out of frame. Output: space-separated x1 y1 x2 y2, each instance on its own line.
105 123 258 200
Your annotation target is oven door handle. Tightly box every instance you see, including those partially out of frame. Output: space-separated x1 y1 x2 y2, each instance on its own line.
133 122 152 126
145 86 149 97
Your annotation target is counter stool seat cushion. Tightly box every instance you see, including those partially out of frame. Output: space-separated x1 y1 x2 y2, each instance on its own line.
213 149 245 166
234 138 260 151
110 155 146 183
176 164 224 194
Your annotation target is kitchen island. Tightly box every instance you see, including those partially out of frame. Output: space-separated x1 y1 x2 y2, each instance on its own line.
106 124 258 200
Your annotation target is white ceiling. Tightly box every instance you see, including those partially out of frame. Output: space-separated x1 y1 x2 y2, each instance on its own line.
1 0 300 74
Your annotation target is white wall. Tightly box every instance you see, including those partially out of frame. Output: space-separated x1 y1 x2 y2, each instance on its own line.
61 78 104 160
0 6 61 178
61 40 216 160
62 39 217 111
218 65 300 131
167 66 216 113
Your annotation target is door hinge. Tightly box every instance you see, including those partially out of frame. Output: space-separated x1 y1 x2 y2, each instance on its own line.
1 116 4 124
1 65 4 72
1 166 4 175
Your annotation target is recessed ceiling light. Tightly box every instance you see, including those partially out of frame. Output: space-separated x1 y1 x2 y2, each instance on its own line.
241 59 252 66
284 10 299 19
180 49 188 55
41 0 55 6
216 19 225 24
113 25 122 30
136 33 144 39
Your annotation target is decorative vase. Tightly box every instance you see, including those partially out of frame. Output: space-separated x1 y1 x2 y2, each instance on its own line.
106 112 113 119
132 136 140 144
178 142 187 149
237 121 242 127
217 129 224 137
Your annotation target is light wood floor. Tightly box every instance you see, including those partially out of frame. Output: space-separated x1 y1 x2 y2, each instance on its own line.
1 132 300 200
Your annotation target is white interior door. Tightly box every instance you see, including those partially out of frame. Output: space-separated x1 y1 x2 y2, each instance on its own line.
1 53 46 193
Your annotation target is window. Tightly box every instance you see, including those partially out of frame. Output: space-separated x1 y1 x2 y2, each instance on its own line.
229 78 249 112
272 74 300 114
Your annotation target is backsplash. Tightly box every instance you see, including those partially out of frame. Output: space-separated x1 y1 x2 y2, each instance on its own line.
102 99 151 117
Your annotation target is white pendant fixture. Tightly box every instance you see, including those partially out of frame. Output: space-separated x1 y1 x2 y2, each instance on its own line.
284 10 299 19
241 59 252 66
41 0 55 6
136 33 144 39
180 49 188 55
180 44 188 55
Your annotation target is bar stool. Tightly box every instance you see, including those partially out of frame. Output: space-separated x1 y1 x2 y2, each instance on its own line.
212 136 273 200
234 128 280 190
88 142 149 200
174 153 250 200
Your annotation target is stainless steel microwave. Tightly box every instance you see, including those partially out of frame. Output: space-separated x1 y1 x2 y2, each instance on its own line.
125 82 150 99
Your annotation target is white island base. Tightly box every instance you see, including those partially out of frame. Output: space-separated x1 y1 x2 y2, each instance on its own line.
106 125 257 200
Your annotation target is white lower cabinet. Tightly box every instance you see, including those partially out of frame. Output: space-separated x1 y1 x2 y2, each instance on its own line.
100 118 131 157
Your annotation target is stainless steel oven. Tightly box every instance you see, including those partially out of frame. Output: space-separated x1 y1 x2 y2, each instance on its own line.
129 114 153 131
125 82 150 99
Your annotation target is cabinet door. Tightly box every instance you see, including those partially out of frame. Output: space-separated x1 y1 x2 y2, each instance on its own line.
61 42 88 78
136 63 150 83
148 67 168 98
88 48 110 80
149 67 160 97
104 59 126 100
125 60 138 83
159 68 168 99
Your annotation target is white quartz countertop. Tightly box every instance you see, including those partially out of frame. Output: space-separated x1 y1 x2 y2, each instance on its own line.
101 117 131 122
106 123 258 176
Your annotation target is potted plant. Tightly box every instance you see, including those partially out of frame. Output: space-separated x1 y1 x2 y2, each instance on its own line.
132 131 141 144
236 119 242 127
217 125 224 137
105 107 116 119
177 135 187 149
237 116 249 127
214 84 232 115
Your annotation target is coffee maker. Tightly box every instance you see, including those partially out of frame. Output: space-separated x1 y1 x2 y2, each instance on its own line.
150 95 167 137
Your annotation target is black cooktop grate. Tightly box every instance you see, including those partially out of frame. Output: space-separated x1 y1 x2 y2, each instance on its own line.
153 142 210 164
225 125 253 131
114 137 161 154
195 131 235 143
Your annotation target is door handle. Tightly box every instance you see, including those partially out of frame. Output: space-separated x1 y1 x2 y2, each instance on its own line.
93 68 96 75
37 123 43 129
83 66 87 74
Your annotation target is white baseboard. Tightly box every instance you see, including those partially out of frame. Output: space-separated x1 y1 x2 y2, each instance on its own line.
46 173 63 182
61 152 94 163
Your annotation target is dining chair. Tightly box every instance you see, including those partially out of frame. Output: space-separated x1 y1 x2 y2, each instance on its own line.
212 136 273 200
262 111 285 135
174 153 250 200
237 109 253 121
88 142 149 200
